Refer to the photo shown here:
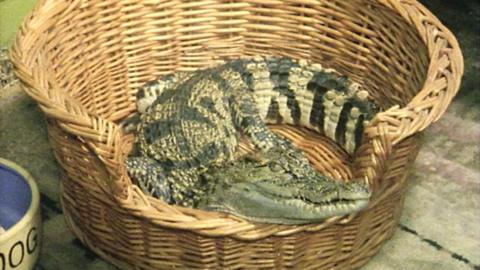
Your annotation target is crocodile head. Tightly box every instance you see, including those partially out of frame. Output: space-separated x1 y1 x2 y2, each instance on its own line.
198 147 371 224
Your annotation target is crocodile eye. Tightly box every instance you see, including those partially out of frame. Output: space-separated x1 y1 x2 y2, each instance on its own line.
269 163 283 172
287 150 302 159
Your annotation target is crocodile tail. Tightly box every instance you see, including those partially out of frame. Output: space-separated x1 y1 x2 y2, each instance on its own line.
244 56 377 155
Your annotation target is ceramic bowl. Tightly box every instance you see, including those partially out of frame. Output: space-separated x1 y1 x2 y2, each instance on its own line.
0 158 41 270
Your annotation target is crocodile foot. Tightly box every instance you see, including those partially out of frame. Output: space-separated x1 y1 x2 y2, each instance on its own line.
125 156 172 202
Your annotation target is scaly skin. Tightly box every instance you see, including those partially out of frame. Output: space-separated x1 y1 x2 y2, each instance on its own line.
122 56 377 222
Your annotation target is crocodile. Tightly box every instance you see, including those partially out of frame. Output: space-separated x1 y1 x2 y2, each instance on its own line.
123 56 377 223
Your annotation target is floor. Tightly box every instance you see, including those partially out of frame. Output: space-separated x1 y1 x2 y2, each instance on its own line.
0 0 478 269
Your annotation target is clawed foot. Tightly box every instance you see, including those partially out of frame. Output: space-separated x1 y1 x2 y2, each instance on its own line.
125 156 172 202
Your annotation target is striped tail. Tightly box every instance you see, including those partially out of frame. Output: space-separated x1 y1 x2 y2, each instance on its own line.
244 56 377 155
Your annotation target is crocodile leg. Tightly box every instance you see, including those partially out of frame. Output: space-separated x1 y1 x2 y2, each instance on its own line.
230 90 291 151
230 90 310 165
125 156 172 203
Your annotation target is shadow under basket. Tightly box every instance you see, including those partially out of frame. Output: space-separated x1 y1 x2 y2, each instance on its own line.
11 0 463 269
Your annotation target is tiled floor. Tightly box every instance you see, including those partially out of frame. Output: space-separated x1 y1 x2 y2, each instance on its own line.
0 0 478 269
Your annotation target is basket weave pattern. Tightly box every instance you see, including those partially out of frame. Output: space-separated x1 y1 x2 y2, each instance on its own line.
11 0 463 269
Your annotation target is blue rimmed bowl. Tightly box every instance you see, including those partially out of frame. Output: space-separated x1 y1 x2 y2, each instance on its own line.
0 158 41 270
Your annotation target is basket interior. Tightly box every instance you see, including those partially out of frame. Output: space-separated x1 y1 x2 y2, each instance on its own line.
39 0 429 124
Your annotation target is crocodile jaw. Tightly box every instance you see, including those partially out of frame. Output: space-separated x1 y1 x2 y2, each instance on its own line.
200 182 371 225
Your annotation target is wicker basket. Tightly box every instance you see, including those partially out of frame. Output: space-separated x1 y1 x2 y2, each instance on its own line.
11 0 463 269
